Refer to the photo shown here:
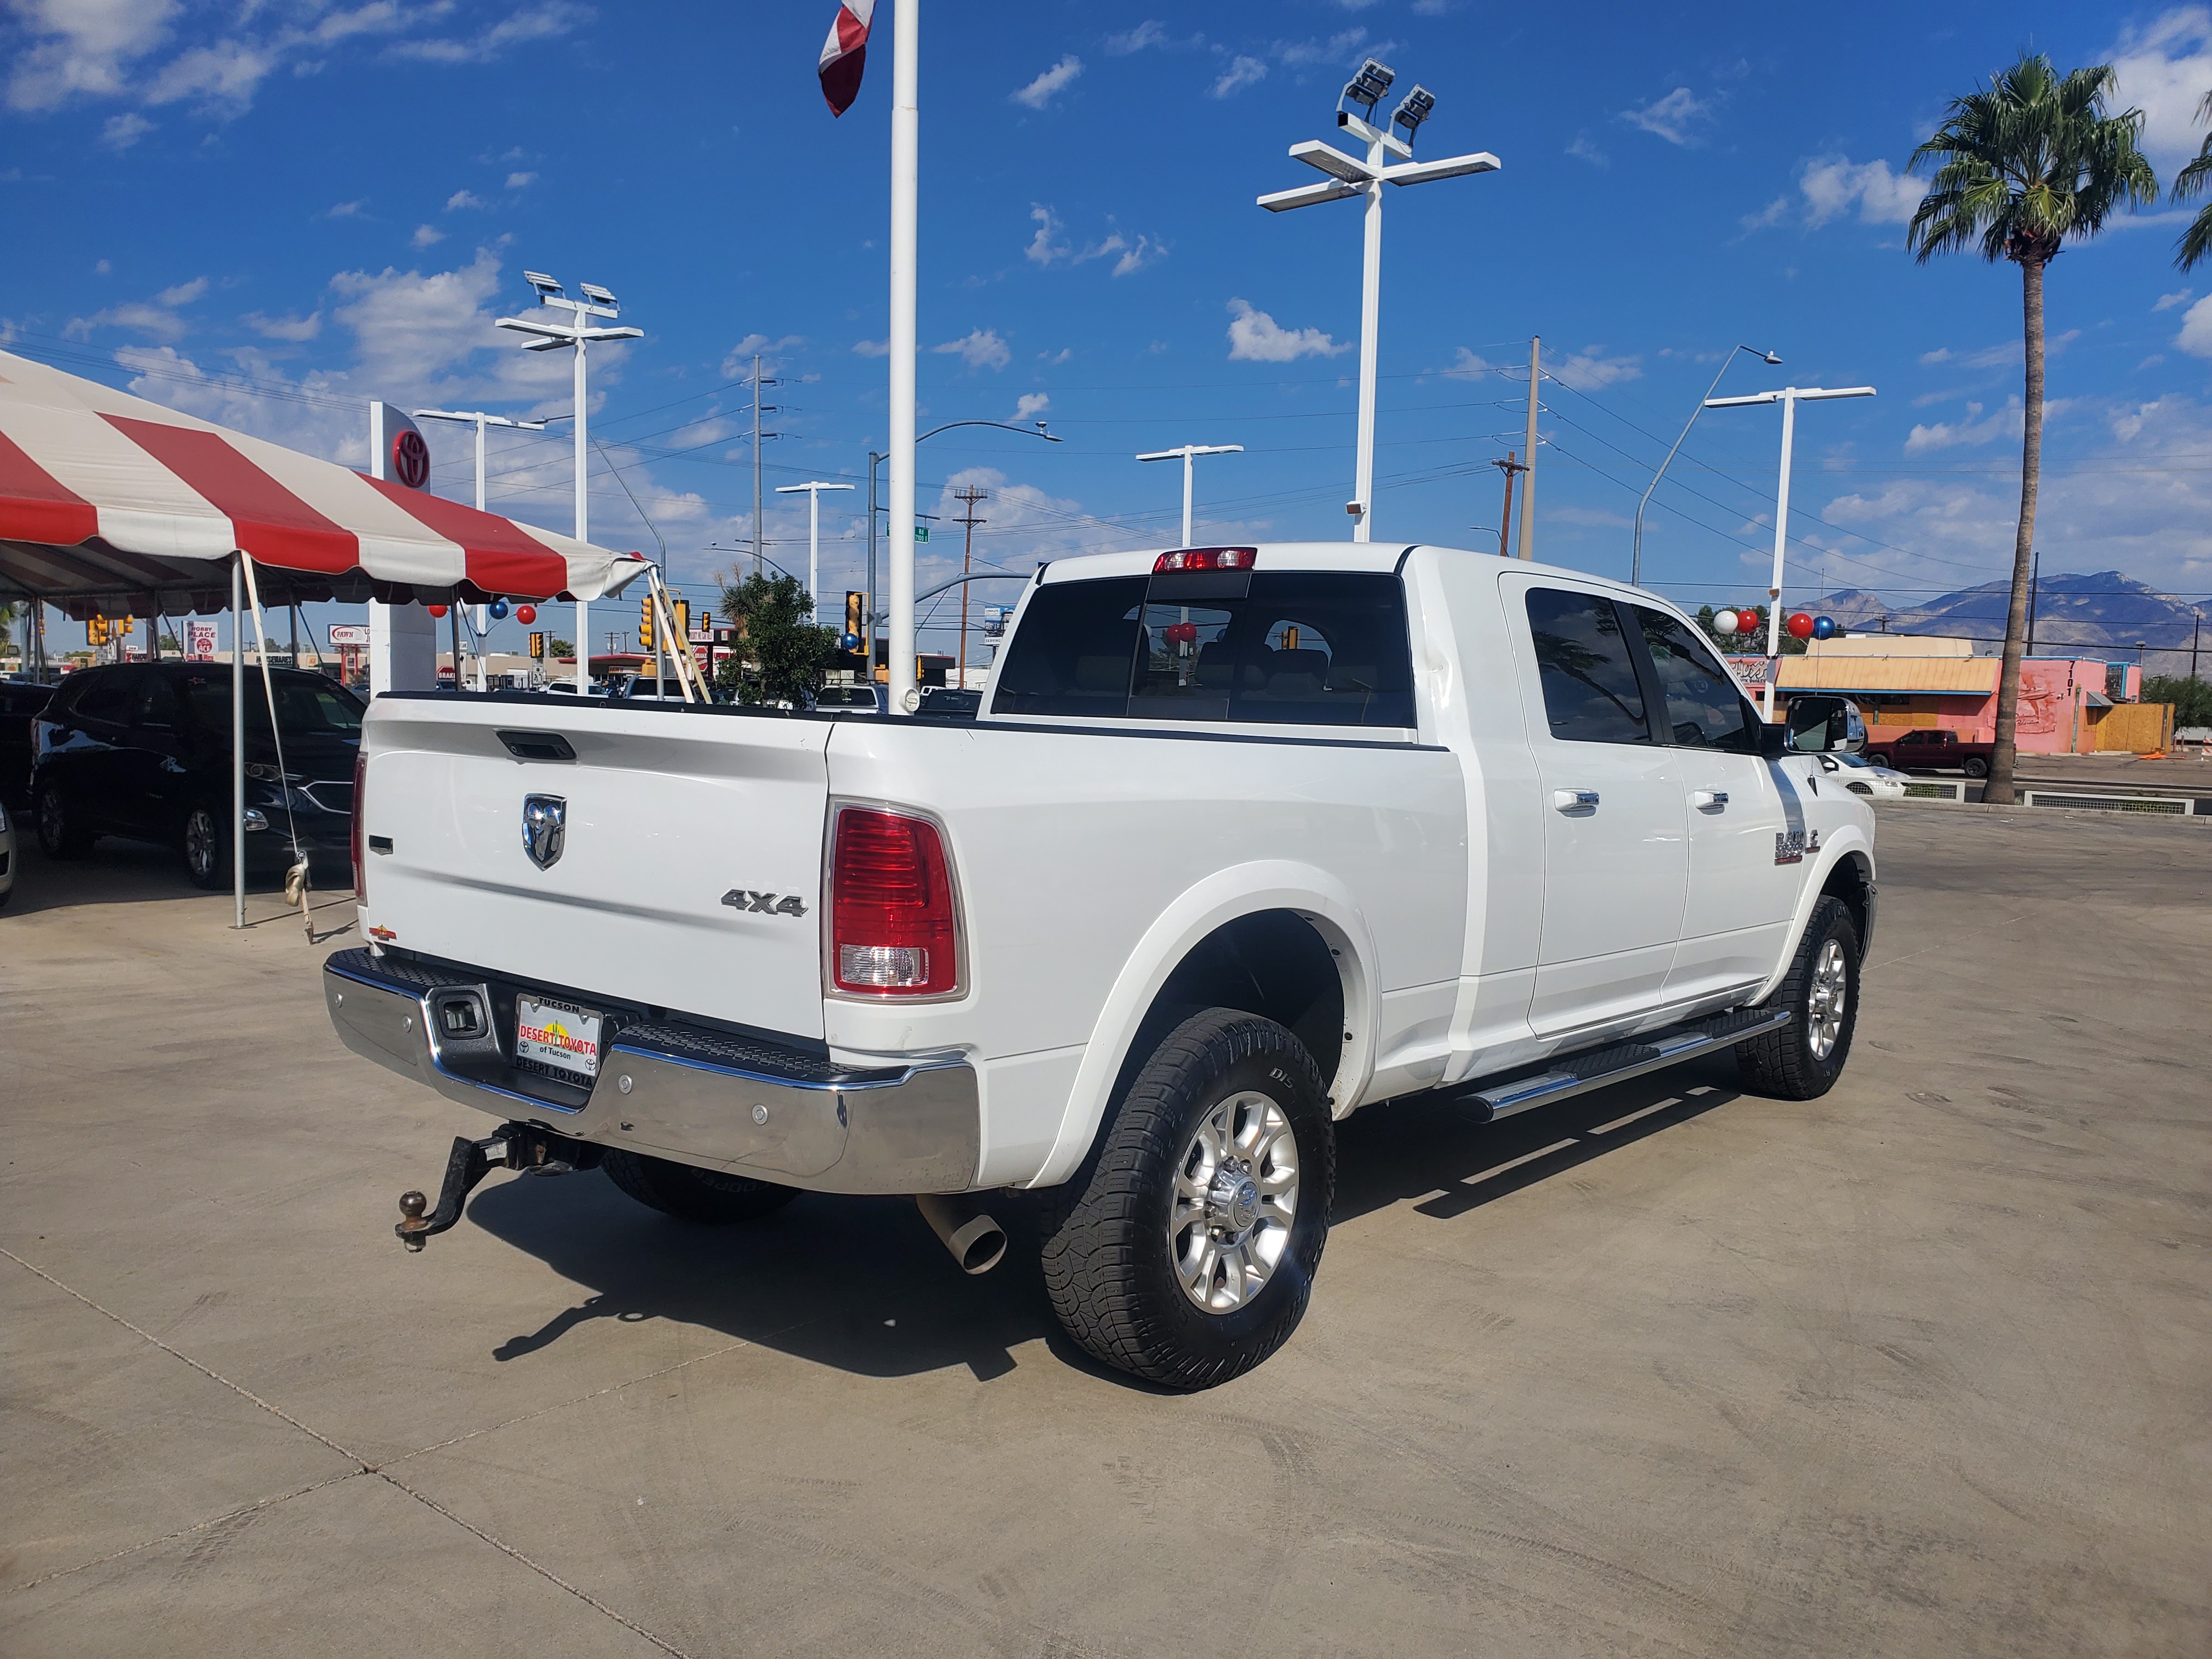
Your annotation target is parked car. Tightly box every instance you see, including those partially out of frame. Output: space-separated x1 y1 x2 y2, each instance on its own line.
31 663 362 888
1864 727 1995 778
1 679 57 806
1825 751 1912 799
328 543 1878 1390
0 793 15 908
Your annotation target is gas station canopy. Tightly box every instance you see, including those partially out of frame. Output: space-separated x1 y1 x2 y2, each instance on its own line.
0 349 647 616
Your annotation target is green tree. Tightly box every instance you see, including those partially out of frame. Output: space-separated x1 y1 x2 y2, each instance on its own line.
2175 91 2212 270
2143 674 2212 729
1907 55 2157 803
716 570 836 706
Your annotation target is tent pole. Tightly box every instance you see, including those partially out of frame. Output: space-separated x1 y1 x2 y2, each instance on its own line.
233 554 245 929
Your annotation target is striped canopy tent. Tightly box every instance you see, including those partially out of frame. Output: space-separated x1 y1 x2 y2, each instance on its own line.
0 348 648 618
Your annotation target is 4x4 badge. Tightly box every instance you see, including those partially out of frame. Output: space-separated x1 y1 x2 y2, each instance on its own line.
723 889 808 917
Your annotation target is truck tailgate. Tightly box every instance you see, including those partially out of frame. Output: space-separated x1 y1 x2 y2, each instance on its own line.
359 699 831 1040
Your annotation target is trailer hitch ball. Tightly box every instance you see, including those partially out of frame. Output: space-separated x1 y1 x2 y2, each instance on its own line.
397 1189 432 1251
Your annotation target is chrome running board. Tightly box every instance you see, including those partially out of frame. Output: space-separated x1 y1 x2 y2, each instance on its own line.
1456 1006 1791 1124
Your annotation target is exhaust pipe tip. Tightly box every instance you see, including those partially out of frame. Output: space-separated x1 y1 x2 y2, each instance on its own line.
916 1194 1008 1276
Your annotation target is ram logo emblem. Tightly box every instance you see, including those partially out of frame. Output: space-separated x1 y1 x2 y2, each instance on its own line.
522 795 567 871
723 889 809 918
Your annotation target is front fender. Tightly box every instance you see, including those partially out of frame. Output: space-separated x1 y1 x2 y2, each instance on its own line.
1024 860 1378 1189
1748 824 1877 1007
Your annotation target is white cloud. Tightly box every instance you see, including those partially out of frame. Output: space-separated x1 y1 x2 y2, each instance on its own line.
1548 347 1641 391
505 170 537 189
1104 20 1166 55
1024 204 1069 267
1903 396 2074 454
934 328 1011 371
1226 298 1348 362
94 258 111 274
1920 330 2080 370
410 223 445 248
99 111 153 150
244 309 322 341
1211 55 1267 98
5 0 178 113
1273 29 1376 69
1566 133 1607 168
2104 7 2212 168
1800 156 1922 227
1038 347 1072 365
65 300 188 341
445 189 487 211
1013 392 1050 422
154 275 206 306
852 338 890 357
1739 195 1790 233
1012 54 1082 110
322 199 368 219
144 38 278 112
1442 347 1496 379
2156 287 2196 312
1622 87 1711 145
388 2 591 67
720 334 804 376
2179 294 2212 358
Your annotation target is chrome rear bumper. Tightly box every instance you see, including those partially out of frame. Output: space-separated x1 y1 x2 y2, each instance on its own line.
324 948 979 1194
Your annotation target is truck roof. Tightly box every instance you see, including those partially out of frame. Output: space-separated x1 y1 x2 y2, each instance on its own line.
1033 542 1674 603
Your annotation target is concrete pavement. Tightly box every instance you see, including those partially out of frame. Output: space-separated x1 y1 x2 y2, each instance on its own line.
2 811 2208 1656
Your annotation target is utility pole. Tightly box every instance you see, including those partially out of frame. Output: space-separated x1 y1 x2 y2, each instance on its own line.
1516 336 1539 560
1490 450 1526 558
776 480 856 625
751 354 780 578
951 485 988 687
2191 611 2201 682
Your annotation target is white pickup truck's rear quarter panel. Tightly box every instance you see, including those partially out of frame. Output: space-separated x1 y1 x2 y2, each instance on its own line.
360 701 832 1041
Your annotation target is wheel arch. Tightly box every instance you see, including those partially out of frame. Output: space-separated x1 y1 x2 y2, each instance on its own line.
1026 862 1378 1189
1747 830 1877 1008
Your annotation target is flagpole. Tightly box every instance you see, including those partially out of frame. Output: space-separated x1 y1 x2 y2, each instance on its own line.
886 0 919 714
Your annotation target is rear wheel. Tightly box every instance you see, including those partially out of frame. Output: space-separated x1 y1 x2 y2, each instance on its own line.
1040 1008 1335 1391
601 1148 798 1223
182 803 227 889
1736 895 1859 1101
34 780 91 859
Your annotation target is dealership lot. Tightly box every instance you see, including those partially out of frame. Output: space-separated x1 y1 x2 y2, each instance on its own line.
3 809 2208 1657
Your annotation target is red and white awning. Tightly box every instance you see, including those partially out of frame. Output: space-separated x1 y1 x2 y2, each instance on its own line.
0 348 649 614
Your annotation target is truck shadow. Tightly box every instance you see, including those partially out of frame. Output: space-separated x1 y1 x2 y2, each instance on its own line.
464 1057 1746 1389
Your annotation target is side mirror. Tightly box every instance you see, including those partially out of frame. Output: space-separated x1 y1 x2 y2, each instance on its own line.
1785 694 1865 755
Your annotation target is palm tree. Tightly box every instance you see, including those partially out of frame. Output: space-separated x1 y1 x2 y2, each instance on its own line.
2175 91 2212 271
1907 56 2156 804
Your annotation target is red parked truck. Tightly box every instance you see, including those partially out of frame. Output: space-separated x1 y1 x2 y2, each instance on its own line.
1863 727 1996 778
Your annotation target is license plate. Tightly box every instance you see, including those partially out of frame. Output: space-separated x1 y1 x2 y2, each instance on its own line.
515 994 602 1079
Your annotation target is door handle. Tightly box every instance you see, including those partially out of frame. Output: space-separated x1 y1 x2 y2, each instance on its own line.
1551 789 1600 812
1691 789 1729 810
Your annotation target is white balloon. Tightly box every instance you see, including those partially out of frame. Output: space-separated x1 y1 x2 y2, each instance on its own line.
1714 608 1739 636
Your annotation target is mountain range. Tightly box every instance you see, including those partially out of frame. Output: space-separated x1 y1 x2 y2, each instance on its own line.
1814 573 2208 678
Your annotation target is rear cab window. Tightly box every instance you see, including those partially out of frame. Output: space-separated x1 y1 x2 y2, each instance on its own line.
992 569 1416 729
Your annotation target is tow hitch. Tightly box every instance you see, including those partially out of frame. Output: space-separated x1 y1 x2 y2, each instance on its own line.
394 1123 603 1251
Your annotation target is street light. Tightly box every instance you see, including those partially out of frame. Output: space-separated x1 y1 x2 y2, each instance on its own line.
775 481 857 625
1705 383 1877 718
415 407 555 688
867 419 1059 703
496 273 642 693
1259 61 1500 543
1136 444 1244 548
1629 345 1780 588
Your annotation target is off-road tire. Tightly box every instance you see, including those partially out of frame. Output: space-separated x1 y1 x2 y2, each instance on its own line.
1736 894 1860 1101
35 780 91 859
1039 1008 1335 1391
1962 756 1990 778
182 803 227 889
601 1148 798 1223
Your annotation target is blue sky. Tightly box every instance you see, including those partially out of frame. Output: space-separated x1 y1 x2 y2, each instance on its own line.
5 0 2211 660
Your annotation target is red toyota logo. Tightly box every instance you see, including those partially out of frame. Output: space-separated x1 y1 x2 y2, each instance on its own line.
392 428 430 489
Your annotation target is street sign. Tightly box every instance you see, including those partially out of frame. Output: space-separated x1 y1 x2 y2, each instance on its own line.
328 624 370 646
914 524 929 543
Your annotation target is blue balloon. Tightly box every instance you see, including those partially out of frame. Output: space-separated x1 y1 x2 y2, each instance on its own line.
1812 615 1836 640
488 598 510 620
839 632 862 652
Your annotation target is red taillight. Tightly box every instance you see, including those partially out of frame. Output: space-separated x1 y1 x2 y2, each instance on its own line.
351 748 367 903
830 806 960 997
1153 546 1256 573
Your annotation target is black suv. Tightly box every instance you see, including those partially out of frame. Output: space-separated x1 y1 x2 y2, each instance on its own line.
31 663 362 888
1 680 57 806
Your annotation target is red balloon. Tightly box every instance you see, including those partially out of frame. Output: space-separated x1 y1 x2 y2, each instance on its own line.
426 603 448 618
516 605 537 624
1786 611 1815 640
1163 620 1199 646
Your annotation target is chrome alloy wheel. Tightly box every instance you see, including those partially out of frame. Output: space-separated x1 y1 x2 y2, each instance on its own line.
1807 938 1849 1060
184 808 217 882
1168 1090 1300 1313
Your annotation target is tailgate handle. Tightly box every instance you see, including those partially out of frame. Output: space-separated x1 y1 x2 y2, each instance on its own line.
497 730 576 762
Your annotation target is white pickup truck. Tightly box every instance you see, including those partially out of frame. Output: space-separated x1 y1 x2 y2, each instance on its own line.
328 543 1876 1389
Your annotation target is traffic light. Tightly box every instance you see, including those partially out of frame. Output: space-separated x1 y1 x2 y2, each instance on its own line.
672 599 690 647
845 591 864 638
87 614 110 646
639 594 655 652
529 631 545 661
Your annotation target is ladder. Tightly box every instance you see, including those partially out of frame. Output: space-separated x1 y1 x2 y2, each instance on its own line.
640 565 714 705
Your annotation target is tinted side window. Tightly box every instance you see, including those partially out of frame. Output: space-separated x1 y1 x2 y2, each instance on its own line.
1633 606 1758 751
137 676 185 728
990 577 1147 718
71 673 137 725
1525 588 1648 744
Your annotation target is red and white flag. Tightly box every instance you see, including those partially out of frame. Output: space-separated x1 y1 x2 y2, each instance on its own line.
817 0 874 117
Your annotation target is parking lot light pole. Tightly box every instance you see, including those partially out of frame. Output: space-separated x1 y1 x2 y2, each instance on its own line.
1136 444 1244 548
1630 346 1780 588
775 481 856 625
414 408 552 686
1259 62 1499 543
497 274 641 693
1705 384 1877 718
